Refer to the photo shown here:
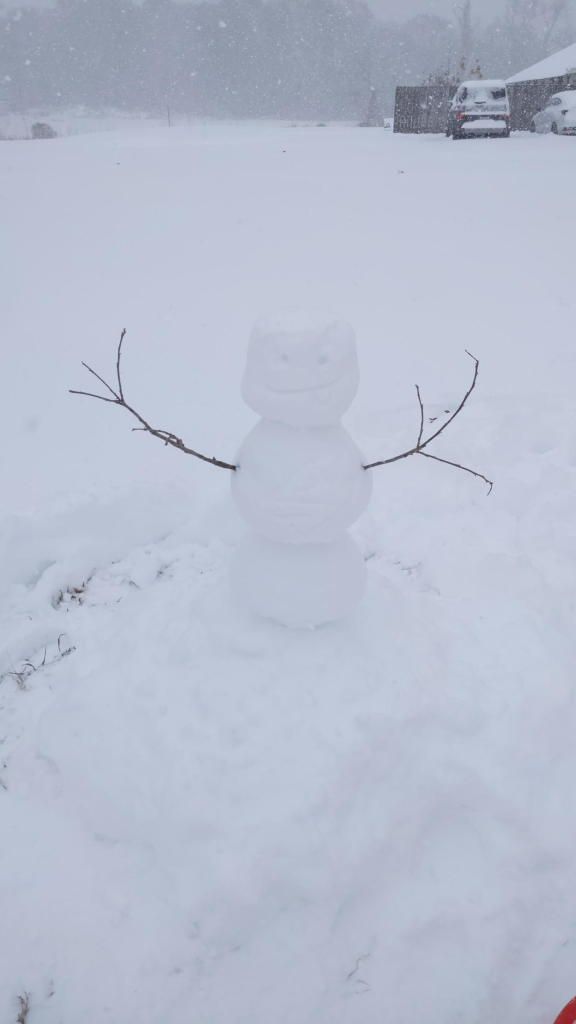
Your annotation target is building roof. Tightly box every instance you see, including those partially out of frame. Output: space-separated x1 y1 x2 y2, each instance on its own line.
507 42 576 84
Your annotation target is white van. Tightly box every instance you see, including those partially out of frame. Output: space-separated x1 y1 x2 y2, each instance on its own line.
446 80 510 140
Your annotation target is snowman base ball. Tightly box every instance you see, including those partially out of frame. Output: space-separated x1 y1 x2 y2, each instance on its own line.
230 308 371 628
230 532 367 629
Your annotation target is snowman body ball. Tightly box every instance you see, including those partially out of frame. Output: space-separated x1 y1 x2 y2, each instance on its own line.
230 310 372 627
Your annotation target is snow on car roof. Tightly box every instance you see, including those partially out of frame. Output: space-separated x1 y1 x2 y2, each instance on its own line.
459 80 506 89
507 42 576 84
551 90 576 104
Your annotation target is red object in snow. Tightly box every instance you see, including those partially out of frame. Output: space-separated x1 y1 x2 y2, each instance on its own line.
554 997 576 1024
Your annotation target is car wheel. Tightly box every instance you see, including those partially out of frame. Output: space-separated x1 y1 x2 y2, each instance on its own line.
530 121 536 133
552 122 558 134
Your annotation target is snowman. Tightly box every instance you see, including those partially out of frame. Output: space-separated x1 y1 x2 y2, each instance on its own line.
229 309 372 628
72 310 490 629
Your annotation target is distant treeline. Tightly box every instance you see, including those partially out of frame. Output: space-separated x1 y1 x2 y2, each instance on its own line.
0 0 574 119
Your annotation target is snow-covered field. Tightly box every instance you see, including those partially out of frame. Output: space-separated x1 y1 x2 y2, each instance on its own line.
0 109 367 140
0 108 171 140
1 122 576 1024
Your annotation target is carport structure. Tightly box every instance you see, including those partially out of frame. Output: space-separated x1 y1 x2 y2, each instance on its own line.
506 42 576 131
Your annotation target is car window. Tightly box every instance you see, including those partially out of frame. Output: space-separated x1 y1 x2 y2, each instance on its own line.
460 88 468 101
491 88 506 100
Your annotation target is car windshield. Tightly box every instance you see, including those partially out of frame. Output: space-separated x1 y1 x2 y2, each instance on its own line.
547 94 576 108
460 86 506 104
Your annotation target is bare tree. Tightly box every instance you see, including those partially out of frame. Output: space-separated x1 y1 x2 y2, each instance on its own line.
454 0 473 70
71 332 492 492
537 0 570 50
503 0 570 49
504 0 538 32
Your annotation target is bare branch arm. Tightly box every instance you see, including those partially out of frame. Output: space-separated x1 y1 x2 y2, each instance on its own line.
70 330 237 471
364 351 492 493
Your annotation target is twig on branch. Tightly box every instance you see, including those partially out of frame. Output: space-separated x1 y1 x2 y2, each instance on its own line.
116 327 125 400
415 384 424 448
420 452 493 493
364 351 493 494
70 331 237 471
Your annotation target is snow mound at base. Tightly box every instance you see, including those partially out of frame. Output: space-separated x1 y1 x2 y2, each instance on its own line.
1 399 576 1024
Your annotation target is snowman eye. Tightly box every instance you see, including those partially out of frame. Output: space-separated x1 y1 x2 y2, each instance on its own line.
318 354 329 365
279 353 289 362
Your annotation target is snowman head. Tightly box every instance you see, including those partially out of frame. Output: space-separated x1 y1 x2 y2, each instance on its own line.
241 309 360 427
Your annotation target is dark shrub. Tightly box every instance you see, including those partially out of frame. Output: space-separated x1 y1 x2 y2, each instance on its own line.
31 122 57 139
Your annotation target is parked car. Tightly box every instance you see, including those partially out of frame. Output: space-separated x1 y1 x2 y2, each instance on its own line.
530 91 576 135
446 80 510 139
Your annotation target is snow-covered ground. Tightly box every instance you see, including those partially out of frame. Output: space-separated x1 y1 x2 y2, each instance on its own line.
0 109 364 140
1 123 576 1024
0 108 171 140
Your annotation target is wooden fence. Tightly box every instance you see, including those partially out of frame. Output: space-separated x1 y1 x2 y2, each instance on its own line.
393 85 454 134
394 73 576 134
